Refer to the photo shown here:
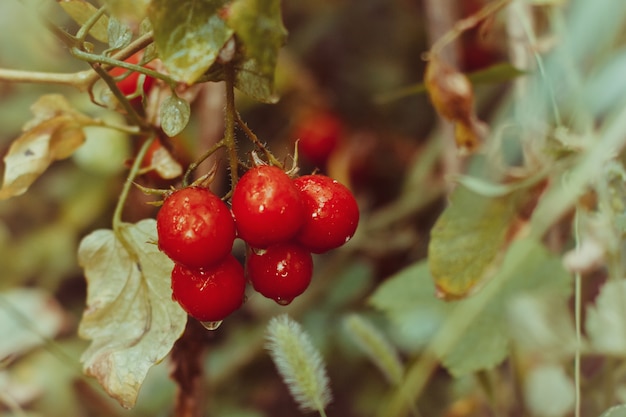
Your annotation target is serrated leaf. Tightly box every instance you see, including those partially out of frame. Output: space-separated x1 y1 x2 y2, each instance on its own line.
107 16 133 49
226 0 287 102
586 280 626 355
160 95 190 137
371 239 571 376
0 94 94 200
600 405 626 417
58 0 109 43
148 0 233 84
103 0 149 27
77 219 186 409
428 182 539 299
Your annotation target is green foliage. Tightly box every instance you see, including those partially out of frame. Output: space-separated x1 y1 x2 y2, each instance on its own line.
225 0 287 102
77 219 186 409
586 279 626 355
428 183 533 299
600 405 626 417
58 0 109 43
372 239 571 376
148 0 233 85
343 314 405 385
160 95 191 137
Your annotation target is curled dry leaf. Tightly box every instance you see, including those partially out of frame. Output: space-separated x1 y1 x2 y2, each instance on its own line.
425 54 487 153
0 94 94 200
78 219 187 409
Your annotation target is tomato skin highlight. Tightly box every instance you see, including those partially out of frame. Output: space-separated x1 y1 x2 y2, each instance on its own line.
157 187 236 269
294 175 359 254
171 255 246 322
246 243 313 305
231 165 305 248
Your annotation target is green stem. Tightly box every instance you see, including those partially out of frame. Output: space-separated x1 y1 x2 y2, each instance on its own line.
224 64 239 190
88 60 148 130
0 68 93 91
112 136 156 231
182 140 227 187
75 5 107 43
72 46 175 88
235 112 283 168
574 208 582 417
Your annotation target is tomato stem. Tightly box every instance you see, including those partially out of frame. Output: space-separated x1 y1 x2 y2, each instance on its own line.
113 135 156 231
234 112 284 169
224 63 239 191
182 140 226 187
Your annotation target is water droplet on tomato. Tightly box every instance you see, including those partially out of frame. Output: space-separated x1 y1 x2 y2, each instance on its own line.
200 320 223 330
275 297 293 306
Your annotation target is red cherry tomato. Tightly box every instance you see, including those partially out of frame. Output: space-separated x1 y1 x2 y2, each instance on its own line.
294 175 359 254
246 243 313 305
157 187 236 269
109 52 155 105
293 111 342 166
231 165 305 248
171 255 245 322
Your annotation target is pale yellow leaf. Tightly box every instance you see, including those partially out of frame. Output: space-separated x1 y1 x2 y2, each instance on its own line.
0 95 94 199
58 0 109 43
77 219 186 409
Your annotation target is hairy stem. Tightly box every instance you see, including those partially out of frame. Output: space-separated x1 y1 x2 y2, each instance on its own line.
224 64 239 190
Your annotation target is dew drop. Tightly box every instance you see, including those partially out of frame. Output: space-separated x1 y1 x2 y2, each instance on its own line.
200 320 223 330
275 297 293 306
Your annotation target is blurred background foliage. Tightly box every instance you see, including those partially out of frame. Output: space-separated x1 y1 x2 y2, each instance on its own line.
2 0 626 416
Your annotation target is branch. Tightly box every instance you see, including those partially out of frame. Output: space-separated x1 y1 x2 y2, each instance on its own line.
0 68 93 91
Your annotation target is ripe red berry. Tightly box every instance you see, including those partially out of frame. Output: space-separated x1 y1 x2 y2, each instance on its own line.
231 165 305 248
246 243 313 305
293 111 342 166
294 175 359 254
171 255 246 322
157 186 236 269
110 52 155 105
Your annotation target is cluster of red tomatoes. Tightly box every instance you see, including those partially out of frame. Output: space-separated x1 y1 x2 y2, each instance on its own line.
156 165 359 323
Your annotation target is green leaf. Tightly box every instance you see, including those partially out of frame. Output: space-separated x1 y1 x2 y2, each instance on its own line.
58 0 109 43
586 280 626 355
428 183 536 299
226 0 287 102
600 405 626 417
371 239 571 376
0 288 66 359
103 0 149 27
343 314 405 385
148 0 233 84
77 219 186 409
107 16 133 50
160 95 191 137
440 239 571 376
369 261 451 351
523 364 575 417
